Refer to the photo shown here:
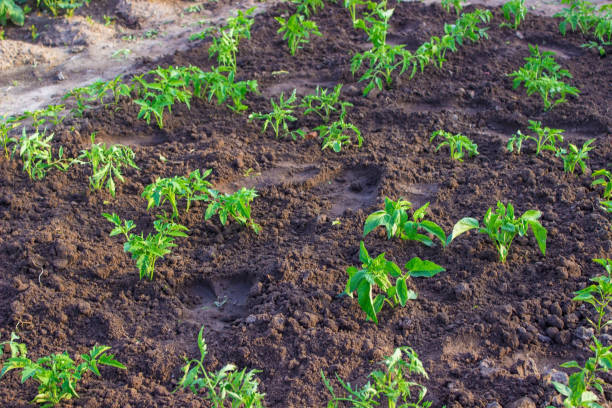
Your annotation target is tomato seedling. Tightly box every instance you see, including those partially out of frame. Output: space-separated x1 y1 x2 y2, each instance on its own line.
249 89 304 140
206 187 261 234
430 130 478 162
345 242 444 324
507 120 564 155
275 13 322 56
500 0 527 30
557 138 595 174
450 201 547 263
441 0 463 15
299 84 352 123
315 119 362 153
14 128 71 180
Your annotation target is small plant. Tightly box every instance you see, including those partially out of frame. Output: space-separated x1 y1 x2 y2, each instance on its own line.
573 258 612 335
508 44 580 110
554 0 612 55
322 346 433 407
205 7 255 72
500 0 527 30
344 241 444 324
315 118 362 153
175 326 265 407
0 0 25 26
507 120 565 155
293 0 324 17
430 130 478 162
299 84 352 123
275 13 321 56
441 0 463 15
364 198 448 247
343 0 368 25
558 138 595 174
142 169 213 220
0 115 19 158
38 0 90 17
76 133 139 197
14 128 71 180
0 333 125 407
30 24 38 40
206 187 261 234
592 169 612 211
104 214 188 280
194 66 258 112
450 201 547 263
248 89 304 139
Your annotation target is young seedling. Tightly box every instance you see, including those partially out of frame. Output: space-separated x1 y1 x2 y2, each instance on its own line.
430 130 478 162
444 9 492 46
592 169 612 211
315 119 362 153
76 133 139 197
293 0 324 17
450 201 547 263
0 115 19 158
322 347 433 407
557 138 595 174
344 241 444 324
205 7 255 72
573 259 612 335
39 0 90 17
500 0 527 30
14 128 71 180
103 213 188 280
0 333 125 407
206 187 261 234
299 84 352 123
441 0 463 15
248 89 304 140
175 326 265 407
507 120 565 155
194 66 258 112
554 0 611 55
364 197 448 247
275 13 322 56
343 0 368 26
508 44 580 110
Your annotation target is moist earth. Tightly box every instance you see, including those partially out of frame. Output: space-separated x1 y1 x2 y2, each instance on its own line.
0 1 611 408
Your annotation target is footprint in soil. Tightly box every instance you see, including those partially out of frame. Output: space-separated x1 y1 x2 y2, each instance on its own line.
218 161 320 193
317 166 382 219
184 276 252 334
396 182 440 208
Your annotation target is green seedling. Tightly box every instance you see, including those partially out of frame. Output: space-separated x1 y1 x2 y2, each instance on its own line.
507 120 564 155
76 133 139 197
30 24 38 40
430 130 478 162
555 0 611 55
275 13 322 56
450 201 547 263
443 9 492 47
573 259 612 335
0 0 25 26
175 327 265 407
206 187 261 234
14 128 71 180
248 89 304 140
344 241 444 324
592 169 612 211
558 138 595 174
500 0 527 30
508 44 580 110
323 346 433 408
315 118 362 153
364 198 448 247
293 0 324 17
104 214 188 280
299 84 352 123
0 115 19 158
344 0 368 25
441 0 463 15
38 0 90 17
0 333 125 407
134 66 193 128
205 7 255 72
142 169 213 219
193 66 258 112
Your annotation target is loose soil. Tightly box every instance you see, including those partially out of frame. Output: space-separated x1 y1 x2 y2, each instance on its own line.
0 1 611 408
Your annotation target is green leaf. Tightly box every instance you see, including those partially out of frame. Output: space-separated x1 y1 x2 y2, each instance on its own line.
396 278 408 306
528 220 547 255
357 280 377 324
449 217 479 242
405 257 445 277
363 211 387 237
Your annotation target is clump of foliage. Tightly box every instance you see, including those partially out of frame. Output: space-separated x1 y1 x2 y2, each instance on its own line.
193 66 259 113
0 0 25 26
430 130 478 162
592 169 612 212
299 84 352 123
364 197 448 247
0 114 19 158
548 258 612 408
76 133 139 197
293 0 324 17
500 0 527 30
322 346 433 407
0 333 125 407
557 139 595 174
508 44 580 110
17 105 65 130
275 13 321 55
103 213 188 280
344 0 369 25
554 0 611 56
344 241 444 324
315 118 362 153
206 188 261 234
175 326 265 408
507 120 565 155
248 89 304 139
14 128 71 180
38 0 90 17
441 0 463 15
450 201 547 263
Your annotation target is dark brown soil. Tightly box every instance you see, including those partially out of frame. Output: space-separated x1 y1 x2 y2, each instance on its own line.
0 2 611 407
